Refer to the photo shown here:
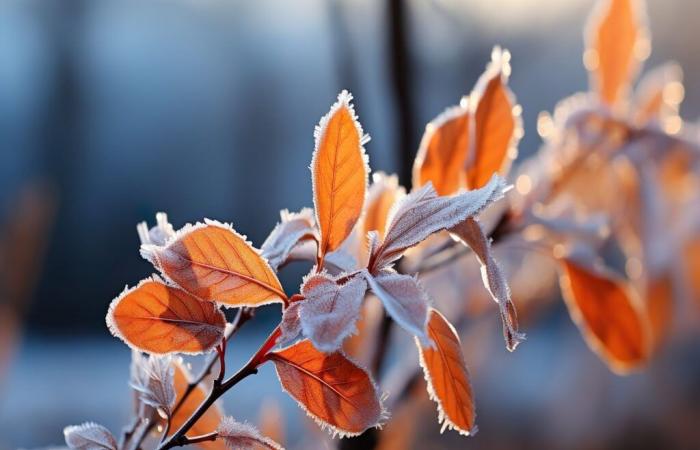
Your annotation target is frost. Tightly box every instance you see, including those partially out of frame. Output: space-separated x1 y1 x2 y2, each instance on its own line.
363 269 431 343
261 208 317 270
130 353 176 417
137 212 175 247
279 301 302 345
299 273 367 352
63 423 117 450
217 416 283 450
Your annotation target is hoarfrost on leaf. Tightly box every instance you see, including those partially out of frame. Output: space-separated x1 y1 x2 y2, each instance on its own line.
217 416 283 450
63 423 117 450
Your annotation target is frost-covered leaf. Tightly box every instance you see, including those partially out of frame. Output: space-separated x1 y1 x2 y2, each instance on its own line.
269 340 384 437
633 63 683 126
450 218 525 351
371 175 507 271
364 173 405 238
417 309 476 436
64 423 117 450
311 90 369 262
586 0 647 105
141 220 286 306
280 301 303 345
107 278 226 355
137 212 175 247
559 258 651 374
412 104 470 196
363 269 430 342
261 208 317 271
217 417 283 450
467 47 521 189
130 354 176 417
299 272 367 352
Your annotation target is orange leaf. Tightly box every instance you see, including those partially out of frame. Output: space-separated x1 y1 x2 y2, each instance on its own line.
644 272 673 352
312 91 369 262
586 0 647 106
168 361 226 450
467 47 521 190
559 259 651 374
142 221 286 307
364 173 405 239
416 308 476 436
412 104 470 196
269 340 384 437
107 278 226 355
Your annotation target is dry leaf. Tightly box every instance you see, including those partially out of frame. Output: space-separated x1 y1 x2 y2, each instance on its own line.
412 104 470 196
371 175 507 270
269 340 384 437
467 47 521 189
311 90 369 262
417 308 476 436
217 417 283 450
64 423 117 450
299 273 367 352
169 361 226 450
559 258 651 374
586 0 647 106
107 278 226 355
363 269 430 342
142 220 286 306
261 208 317 271
131 354 176 417
450 218 525 351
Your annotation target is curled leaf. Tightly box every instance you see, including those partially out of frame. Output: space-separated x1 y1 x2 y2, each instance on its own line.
467 46 521 189
107 278 226 355
64 423 117 450
412 104 470 196
299 273 367 352
371 175 507 271
450 218 524 351
261 208 317 271
269 340 384 437
312 90 369 262
142 220 286 306
363 269 430 342
559 258 651 374
586 0 647 106
217 417 283 450
417 309 476 436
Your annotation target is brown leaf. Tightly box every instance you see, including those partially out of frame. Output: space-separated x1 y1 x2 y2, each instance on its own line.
169 361 226 450
586 0 647 106
269 340 384 437
467 47 521 189
417 308 476 436
142 220 286 306
559 259 651 374
107 278 226 355
312 90 369 262
412 104 470 196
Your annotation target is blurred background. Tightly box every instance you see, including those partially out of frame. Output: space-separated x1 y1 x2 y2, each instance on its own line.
1 0 699 448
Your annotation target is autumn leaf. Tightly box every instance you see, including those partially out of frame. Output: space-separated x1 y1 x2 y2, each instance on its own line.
130 354 176 417
467 47 521 190
412 104 470 196
142 220 286 307
312 90 369 263
559 258 651 374
107 278 226 355
64 422 118 450
269 340 384 436
371 175 506 271
261 208 317 271
217 417 283 450
417 308 476 436
168 361 227 450
644 272 673 352
299 273 368 352
586 0 647 106
364 172 405 239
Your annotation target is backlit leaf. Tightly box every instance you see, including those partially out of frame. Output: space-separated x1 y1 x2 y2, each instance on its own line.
633 63 684 126
64 423 117 450
467 47 521 189
217 417 283 450
559 259 651 374
142 220 286 306
417 309 476 436
364 172 405 239
107 278 226 355
311 90 369 262
261 208 317 271
299 273 367 352
269 340 384 437
412 104 470 196
586 0 647 106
